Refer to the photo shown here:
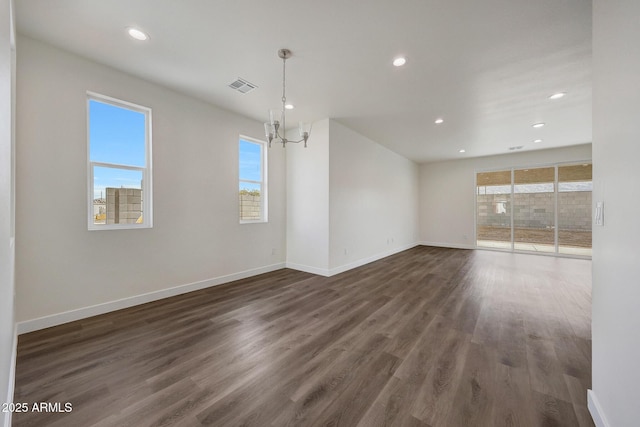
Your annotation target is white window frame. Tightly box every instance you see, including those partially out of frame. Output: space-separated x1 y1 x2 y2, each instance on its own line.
87 92 153 230
239 135 268 224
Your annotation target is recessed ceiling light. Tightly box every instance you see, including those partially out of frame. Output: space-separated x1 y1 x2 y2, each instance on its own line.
534 139 542 143
549 92 566 100
459 149 466 153
435 118 444 124
127 27 149 41
532 122 545 128
393 57 407 67
285 104 294 110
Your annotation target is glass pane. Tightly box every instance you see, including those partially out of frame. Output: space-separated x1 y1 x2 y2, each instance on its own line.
558 164 592 256
89 99 146 167
513 167 555 253
239 139 262 182
558 163 592 182
477 171 512 249
92 166 143 225
239 181 261 221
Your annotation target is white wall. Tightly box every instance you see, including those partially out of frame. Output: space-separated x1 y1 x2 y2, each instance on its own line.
15 36 286 329
419 144 592 248
590 1 640 425
286 119 419 276
0 0 15 425
328 120 419 273
286 119 330 274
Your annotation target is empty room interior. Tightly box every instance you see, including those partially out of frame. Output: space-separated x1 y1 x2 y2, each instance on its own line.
1 1 639 426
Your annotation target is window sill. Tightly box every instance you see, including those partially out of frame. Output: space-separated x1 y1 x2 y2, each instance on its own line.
88 223 152 231
239 220 267 225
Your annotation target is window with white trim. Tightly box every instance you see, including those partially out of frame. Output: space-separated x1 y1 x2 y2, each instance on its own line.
88 93 152 230
239 136 267 223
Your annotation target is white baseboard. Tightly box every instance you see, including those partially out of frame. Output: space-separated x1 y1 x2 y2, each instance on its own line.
327 243 419 276
588 389 610 427
286 243 420 278
419 241 475 250
285 262 330 277
17 262 286 334
3 325 17 427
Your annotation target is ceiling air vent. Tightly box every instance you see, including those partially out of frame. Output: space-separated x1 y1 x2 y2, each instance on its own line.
508 146 524 151
228 78 257 94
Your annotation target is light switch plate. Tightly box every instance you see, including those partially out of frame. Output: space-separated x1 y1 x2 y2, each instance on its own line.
595 201 604 226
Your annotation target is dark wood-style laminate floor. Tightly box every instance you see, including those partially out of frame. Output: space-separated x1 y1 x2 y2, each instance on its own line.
13 246 594 427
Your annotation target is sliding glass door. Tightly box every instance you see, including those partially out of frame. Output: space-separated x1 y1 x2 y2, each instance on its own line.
513 167 555 253
476 163 592 257
558 164 592 256
477 170 512 249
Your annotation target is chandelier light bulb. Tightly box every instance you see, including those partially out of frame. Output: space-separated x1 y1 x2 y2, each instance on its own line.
269 109 281 126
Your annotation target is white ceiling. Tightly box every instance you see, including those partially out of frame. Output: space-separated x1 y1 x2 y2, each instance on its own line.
15 0 592 163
